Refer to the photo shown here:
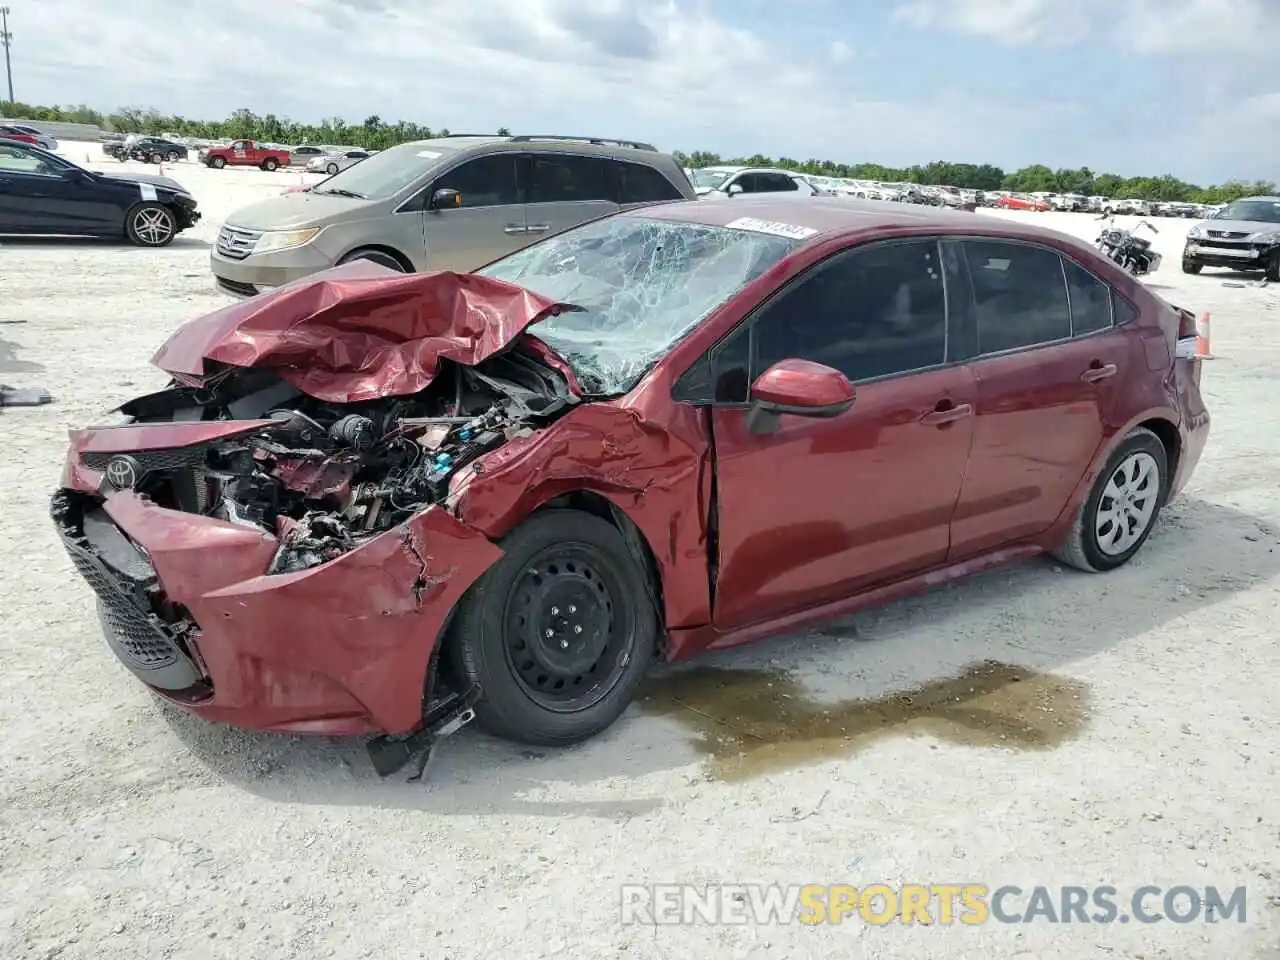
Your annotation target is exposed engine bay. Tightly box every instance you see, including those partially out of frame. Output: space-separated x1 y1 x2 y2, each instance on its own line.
111 350 575 574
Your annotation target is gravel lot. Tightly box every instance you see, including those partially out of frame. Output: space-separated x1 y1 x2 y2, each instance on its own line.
2 142 1278 960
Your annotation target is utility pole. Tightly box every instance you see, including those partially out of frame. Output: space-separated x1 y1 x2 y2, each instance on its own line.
0 7 12 105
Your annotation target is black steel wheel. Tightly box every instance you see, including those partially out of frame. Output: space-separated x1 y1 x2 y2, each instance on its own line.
448 509 657 745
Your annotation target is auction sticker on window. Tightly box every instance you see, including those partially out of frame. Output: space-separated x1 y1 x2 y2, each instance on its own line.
725 217 818 240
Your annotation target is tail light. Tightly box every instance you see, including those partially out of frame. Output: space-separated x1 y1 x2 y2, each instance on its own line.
1173 306 1200 361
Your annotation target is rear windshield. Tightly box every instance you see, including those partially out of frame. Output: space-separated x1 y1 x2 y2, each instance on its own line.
313 141 452 200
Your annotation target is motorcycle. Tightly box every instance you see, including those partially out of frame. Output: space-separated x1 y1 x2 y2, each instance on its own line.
1094 214 1162 276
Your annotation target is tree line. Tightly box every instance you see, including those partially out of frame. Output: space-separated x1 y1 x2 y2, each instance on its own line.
4 100 1273 205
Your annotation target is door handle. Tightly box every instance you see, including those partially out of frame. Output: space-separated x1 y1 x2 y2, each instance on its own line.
1081 363 1118 382
525 223 551 234
503 224 527 234
920 402 973 426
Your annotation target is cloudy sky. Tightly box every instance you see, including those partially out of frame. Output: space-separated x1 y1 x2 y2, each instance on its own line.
10 0 1279 184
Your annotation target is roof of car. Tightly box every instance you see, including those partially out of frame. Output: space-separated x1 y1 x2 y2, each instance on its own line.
637 195 1055 243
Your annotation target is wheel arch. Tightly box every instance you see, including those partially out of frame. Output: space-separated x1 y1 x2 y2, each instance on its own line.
338 244 414 272
1040 408 1181 549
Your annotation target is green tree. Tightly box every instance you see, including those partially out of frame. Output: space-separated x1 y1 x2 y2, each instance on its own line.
0 99 1271 202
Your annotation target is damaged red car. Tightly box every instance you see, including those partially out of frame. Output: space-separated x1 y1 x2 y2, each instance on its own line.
53 196 1209 777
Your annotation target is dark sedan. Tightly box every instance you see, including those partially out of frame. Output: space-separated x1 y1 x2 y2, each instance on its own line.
105 137 189 163
0 140 200 246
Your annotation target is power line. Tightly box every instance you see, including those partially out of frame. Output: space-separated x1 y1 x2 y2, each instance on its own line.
1 7 13 104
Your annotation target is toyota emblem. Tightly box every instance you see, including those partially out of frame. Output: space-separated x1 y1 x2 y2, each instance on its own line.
104 455 140 490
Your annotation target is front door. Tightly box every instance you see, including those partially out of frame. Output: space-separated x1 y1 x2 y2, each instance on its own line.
946 238 1133 558
418 153 529 272
705 237 978 631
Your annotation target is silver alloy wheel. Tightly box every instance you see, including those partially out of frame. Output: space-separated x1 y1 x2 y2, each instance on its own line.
1094 451 1159 556
133 208 174 246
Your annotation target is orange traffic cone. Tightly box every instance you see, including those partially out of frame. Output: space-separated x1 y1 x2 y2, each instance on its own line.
1195 312 1214 359
158 162 164 175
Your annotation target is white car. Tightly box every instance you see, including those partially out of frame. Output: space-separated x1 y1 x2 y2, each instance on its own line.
306 149 371 176
689 165 821 199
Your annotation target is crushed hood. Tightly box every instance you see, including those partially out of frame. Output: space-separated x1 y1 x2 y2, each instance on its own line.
151 260 578 403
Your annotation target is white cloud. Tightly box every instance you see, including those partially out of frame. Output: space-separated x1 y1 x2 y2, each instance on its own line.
891 0 1085 46
829 40 853 63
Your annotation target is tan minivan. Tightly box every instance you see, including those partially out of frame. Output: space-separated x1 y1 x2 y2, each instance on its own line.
210 134 697 297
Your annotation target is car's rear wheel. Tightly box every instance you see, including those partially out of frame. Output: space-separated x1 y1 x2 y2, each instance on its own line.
327 162 339 175
1182 258 1202 274
210 157 226 169
124 202 177 248
262 158 279 171
1052 427 1167 573
337 248 407 271
447 509 657 745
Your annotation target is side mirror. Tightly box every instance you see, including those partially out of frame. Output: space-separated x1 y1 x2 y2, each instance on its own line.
745 359 855 436
726 183 744 196
430 187 462 211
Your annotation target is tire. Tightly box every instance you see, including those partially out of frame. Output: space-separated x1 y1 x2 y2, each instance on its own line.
1266 251 1280 283
1051 427 1168 573
1182 259 1203 275
338 249 407 271
149 152 162 164
327 162 339 175
447 509 658 745
166 151 180 163
210 157 226 169
124 202 177 248
262 158 279 172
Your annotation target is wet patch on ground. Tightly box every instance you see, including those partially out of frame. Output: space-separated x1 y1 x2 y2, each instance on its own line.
639 659 1091 781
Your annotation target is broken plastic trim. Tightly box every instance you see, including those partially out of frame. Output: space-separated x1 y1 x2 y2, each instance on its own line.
366 682 482 781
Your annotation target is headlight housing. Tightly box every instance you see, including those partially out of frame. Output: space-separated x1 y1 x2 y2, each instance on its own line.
1187 225 1206 239
1247 230 1280 243
253 228 321 254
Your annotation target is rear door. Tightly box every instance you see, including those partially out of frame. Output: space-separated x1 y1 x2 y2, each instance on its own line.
945 238 1132 559
614 159 686 210
522 151 619 240
416 152 528 271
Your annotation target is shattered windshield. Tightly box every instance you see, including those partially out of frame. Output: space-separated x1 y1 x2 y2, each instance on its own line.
1213 200 1280 224
477 215 801 394
690 169 732 189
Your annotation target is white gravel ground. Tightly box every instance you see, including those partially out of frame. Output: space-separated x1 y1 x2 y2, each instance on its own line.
2 142 1278 960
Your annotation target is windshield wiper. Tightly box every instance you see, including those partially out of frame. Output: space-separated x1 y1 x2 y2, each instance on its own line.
312 188 366 199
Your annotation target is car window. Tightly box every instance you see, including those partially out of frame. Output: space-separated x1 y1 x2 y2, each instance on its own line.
751 239 948 384
963 240 1071 353
433 154 520 208
528 154 612 204
0 143 62 176
758 173 799 193
1063 259 1113 335
617 162 682 203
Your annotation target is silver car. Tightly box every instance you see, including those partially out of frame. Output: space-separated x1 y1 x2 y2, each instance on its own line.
306 150 370 176
1182 195 1280 280
211 134 697 297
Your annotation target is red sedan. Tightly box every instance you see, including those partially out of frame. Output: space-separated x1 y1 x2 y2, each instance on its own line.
0 124 39 144
52 196 1210 777
997 193 1051 212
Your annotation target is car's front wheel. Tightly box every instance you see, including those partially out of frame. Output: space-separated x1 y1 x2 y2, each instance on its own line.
210 157 226 169
166 151 180 163
447 509 658 746
1266 251 1280 282
1182 258 1202 274
124 202 177 247
1052 426 1167 572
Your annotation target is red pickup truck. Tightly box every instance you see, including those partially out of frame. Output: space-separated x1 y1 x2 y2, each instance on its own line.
201 139 292 171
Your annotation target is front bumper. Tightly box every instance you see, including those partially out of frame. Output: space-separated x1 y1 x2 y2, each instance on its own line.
51 481 502 736
210 242 335 298
1183 239 1279 269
